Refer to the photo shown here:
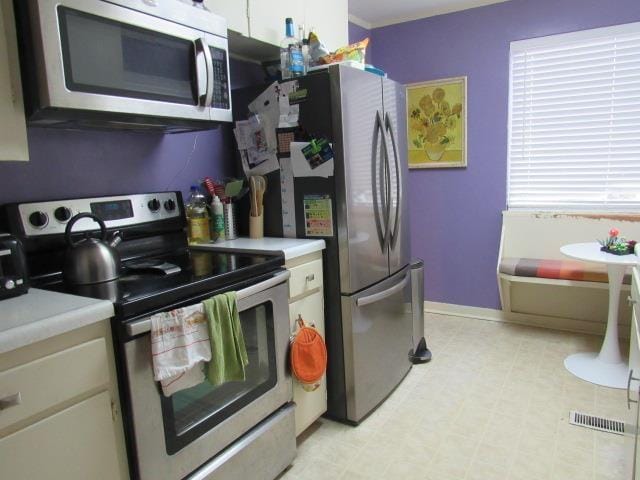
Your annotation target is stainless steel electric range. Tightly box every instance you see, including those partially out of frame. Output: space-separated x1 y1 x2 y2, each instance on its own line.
0 191 296 480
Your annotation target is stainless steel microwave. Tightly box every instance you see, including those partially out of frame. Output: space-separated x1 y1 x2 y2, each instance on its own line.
14 0 232 132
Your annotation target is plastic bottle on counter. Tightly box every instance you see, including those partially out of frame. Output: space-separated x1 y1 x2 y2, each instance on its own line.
211 195 225 242
186 185 211 244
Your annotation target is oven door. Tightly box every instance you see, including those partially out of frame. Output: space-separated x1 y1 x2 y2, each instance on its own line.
122 271 292 480
25 0 231 122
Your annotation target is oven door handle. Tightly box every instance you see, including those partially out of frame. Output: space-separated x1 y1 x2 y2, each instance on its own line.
125 270 290 337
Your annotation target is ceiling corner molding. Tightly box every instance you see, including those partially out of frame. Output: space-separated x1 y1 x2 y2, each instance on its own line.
348 14 373 30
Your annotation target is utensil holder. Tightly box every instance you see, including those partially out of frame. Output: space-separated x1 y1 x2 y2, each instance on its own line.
249 214 264 239
223 203 238 240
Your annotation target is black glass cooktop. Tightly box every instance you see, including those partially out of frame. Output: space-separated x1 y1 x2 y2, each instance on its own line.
37 249 284 320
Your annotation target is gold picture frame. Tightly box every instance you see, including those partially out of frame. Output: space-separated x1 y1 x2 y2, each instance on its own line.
406 76 467 169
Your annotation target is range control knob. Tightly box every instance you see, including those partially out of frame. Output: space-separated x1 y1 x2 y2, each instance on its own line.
148 198 161 212
28 211 48 228
164 199 176 212
4 279 15 290
54 206 72 222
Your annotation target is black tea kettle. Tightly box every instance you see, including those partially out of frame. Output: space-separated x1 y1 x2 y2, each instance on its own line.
63 213 122 285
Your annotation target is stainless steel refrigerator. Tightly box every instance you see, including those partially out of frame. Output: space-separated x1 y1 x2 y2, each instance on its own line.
234 65 413 424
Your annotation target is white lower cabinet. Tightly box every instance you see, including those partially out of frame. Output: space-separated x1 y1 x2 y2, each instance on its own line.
286 252 327 436
0 391 121 479
290 290 327 436
0 321 128 479
628 266 640 479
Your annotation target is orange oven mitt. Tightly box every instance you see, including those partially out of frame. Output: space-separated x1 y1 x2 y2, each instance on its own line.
289 315 327 392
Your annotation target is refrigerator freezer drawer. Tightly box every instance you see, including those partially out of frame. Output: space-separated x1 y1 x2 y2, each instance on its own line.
340 267 413 423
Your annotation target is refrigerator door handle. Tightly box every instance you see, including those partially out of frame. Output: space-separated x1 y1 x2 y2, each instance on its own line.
382 122 392 252
356 273 410 307
372 110 387 252
385 113 401 250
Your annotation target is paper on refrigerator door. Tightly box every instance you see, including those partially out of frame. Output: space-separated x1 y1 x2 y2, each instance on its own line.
234 114 279 176
239 150 279 177
303 195 333 237
290 142 334 178
279 156 297 237
249 82 280 129
277 81 299 128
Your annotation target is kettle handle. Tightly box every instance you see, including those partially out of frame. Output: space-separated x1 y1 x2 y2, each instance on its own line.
65 213 107 248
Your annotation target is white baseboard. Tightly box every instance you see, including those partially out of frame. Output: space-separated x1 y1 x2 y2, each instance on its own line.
424 301 630 339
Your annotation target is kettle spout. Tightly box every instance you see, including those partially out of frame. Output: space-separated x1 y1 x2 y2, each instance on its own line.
110 231 123 248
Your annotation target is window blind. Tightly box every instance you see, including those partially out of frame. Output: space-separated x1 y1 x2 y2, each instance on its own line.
507 23 640 211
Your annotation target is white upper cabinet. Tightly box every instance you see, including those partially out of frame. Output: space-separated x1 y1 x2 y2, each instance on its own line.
303 0 349 53
207 0 348 60
248 0 305 49
204 0 249 37
0 0 28 162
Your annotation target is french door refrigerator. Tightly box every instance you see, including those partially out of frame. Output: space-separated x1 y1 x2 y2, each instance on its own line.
234 65 413 424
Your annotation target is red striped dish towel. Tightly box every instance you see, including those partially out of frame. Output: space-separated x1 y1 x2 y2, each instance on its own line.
150 304 212 397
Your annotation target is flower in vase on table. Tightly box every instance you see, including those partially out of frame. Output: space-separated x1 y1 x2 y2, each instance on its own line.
598 228 637 255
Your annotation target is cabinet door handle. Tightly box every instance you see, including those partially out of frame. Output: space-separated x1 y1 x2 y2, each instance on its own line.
629 295 637 306
0 392 21 411
306 274 315 282
628 369 640 409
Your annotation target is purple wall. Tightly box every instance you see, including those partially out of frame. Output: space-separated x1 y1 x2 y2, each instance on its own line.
370 0 640 308
348 22 373 65
0 59 264 205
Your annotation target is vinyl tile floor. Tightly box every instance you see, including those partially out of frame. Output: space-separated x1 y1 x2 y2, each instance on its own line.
278 314 630 480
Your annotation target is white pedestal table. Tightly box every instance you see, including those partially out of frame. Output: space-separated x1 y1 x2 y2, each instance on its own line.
560 242 638 389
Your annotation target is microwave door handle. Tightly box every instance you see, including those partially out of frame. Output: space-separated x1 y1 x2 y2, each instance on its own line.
125 270 290 336
202 38 214 107
194 38 207 105
194 38 214 107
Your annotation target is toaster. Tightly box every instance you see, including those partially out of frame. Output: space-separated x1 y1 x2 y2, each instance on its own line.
0 233 29 300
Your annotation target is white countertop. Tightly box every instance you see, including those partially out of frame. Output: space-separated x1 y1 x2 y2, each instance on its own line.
0 289 114 355
192 237 326 261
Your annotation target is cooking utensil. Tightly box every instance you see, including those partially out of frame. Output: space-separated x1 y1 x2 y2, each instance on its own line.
63 213 122 285
249 176 258 216
224 179 244 199
254 176 266 216
223 202 238 240
204 177 228 202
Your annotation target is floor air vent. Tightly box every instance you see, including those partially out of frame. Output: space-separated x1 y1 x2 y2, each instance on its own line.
569 411 625 435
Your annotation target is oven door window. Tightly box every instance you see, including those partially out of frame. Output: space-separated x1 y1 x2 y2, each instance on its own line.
57 6 196 105
161 301 277 455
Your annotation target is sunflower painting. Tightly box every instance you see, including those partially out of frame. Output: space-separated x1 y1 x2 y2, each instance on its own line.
406 76 467 169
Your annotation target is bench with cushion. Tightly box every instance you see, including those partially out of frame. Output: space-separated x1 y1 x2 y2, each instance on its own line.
499 257 632 285
497 211 640 335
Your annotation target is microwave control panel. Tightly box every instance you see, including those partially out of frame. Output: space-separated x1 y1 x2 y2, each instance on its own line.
211 46 229 110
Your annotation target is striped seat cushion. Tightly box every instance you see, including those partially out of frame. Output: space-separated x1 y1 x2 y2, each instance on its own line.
500 257 632 285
